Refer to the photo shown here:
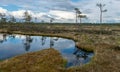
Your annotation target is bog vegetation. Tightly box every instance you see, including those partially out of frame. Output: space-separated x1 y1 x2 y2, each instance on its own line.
0 24 119 72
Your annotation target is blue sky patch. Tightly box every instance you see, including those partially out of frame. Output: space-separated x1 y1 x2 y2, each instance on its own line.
1 4 21 11
71 0 80 2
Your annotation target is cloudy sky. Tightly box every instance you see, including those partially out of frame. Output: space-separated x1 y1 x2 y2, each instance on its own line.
0 0 120 23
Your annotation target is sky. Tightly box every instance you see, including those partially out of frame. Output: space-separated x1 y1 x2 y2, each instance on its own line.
0 0 120 23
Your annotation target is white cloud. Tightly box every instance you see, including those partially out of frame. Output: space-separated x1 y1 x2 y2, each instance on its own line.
0 7 76 23
49 10 75 19
0 7 7 14
9 10 25 19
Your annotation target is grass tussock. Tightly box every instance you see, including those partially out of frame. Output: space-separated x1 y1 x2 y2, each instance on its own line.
0 48 66 72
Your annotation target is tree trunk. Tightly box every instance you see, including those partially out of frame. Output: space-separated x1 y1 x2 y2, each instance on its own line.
100 8 102 23
80 18 82 24
76 12 78 24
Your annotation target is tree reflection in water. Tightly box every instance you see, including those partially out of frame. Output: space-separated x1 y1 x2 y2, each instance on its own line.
41 36 46 46
24 35 33 51
50 37 54 48
0 34 7 43
9 34 15 39
73 47 89 66
50 37 59 48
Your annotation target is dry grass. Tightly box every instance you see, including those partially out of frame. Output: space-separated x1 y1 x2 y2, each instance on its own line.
0 24 120 72
0 48 66 72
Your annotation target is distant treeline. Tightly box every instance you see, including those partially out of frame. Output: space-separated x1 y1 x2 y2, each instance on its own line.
0 22 120 25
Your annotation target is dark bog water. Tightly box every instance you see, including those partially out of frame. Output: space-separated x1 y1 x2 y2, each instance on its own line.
0 33 94 67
